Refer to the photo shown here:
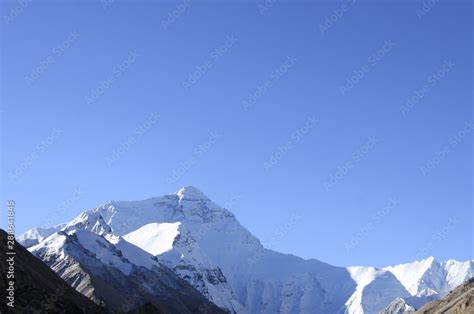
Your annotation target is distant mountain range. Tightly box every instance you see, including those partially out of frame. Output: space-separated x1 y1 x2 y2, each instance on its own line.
18 186 473 313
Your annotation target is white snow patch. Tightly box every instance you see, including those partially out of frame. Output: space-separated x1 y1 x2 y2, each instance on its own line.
383 256 436 295
17 224 66 248
175 186 209 201
123 222 181 256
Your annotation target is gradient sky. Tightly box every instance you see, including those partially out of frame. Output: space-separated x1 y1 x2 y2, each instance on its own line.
1 0 472 268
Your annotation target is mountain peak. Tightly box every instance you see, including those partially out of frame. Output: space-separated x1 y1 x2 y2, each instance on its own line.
175 186 209 201
63 210 112 235
420 256 436 266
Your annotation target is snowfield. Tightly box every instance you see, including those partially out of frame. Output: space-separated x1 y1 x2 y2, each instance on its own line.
123 222 181 256
20 186 473 314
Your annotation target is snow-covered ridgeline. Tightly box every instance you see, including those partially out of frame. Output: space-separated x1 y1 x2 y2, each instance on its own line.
19 186 473 314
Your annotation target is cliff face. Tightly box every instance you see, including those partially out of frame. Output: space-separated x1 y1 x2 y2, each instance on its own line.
415 278 474 314
0 229 102 313
18 186 474 314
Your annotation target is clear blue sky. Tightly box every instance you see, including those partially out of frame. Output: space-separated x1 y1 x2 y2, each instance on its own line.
1 0 472 267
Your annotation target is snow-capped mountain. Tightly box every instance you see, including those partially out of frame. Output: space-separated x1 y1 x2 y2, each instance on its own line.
27 226 224 313
17 223 66 247
19 186 473 314
344 267 411 313
383 256 473 298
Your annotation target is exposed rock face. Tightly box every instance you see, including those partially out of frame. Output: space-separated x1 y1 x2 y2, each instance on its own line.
380 297 416 314
415 278 474 314
18 186 474 313
0 229 101 313
28 229 226 313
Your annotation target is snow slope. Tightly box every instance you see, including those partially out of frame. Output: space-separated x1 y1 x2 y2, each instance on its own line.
28 226 225 313
383 257 473 297
17 223 66 248
345 267 411 314
19 186 474 314
123 222 181 255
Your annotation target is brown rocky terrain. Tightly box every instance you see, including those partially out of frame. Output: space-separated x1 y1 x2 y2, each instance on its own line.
416 278 474 314
0 228 102 313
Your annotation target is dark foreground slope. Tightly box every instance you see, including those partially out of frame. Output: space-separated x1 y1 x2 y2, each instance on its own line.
416 278 474 314
0 229 102 313
1 228 226 314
